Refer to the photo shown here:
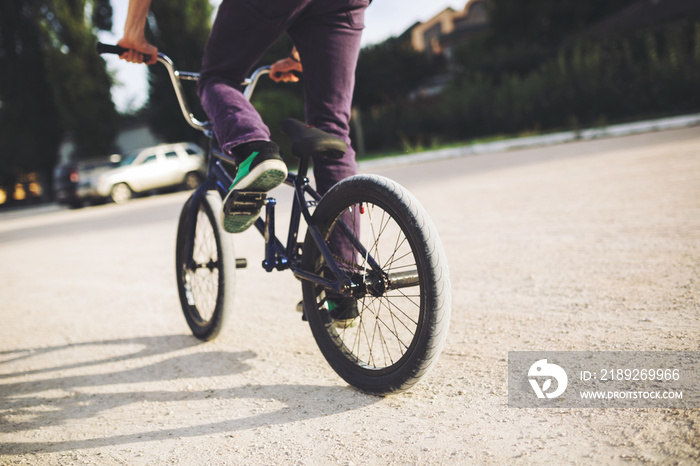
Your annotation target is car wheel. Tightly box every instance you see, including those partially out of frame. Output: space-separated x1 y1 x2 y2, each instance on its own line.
110 183 132 204
183 172 202 190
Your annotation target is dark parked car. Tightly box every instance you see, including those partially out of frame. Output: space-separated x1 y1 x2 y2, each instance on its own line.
53 156 119 208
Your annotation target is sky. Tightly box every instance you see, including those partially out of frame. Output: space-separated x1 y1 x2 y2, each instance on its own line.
99 0 470 113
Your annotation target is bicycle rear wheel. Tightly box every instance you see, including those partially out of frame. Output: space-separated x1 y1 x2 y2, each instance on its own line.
176 190 236 340
301 175 451 395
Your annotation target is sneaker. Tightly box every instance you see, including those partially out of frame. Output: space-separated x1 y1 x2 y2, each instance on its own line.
327 297 360 329
228 141 287 192
296 298 359 328
222 141 287 233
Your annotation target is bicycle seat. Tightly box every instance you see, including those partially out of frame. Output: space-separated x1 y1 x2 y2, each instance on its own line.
280 118 347 159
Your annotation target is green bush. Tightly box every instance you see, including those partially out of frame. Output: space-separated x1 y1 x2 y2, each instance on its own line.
360 21 700 154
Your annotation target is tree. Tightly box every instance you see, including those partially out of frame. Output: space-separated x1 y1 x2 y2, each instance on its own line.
41 0 119 159
144 0 212 144
0 0 117 190
487 0 637 47
354 38 437 111
0 2 61 187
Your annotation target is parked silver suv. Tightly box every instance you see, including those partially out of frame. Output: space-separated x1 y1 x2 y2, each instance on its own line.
96 142 205 204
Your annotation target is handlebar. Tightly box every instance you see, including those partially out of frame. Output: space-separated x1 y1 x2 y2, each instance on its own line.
97 42 273 132
96 43 152 62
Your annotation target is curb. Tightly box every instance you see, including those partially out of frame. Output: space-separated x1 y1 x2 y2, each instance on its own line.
358 113 700 169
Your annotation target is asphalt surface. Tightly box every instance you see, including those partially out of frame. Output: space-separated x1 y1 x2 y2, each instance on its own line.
1 126 698 464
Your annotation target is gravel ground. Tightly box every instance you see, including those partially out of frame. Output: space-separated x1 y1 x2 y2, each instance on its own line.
1 127 698 464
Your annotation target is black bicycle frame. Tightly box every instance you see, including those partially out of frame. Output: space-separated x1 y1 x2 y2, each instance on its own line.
93 45 379 298
117 49 379 297
183 137 362 296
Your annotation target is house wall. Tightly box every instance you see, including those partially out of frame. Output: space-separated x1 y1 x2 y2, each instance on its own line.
410 0 490 55
411 9 459 52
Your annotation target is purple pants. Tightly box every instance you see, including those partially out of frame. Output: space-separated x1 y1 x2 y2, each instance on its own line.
198 0 369 196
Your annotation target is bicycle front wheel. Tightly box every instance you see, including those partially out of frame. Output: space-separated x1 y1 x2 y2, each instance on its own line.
301 175 451 395
176 190 236 340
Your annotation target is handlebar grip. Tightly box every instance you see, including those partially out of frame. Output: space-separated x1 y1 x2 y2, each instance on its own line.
96 42 151 62
96 42 126 55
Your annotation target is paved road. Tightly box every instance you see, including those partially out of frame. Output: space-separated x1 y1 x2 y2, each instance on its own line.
1 127 698 464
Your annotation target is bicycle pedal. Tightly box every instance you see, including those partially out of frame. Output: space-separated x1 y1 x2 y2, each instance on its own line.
222 191 268 233
223 191 267 216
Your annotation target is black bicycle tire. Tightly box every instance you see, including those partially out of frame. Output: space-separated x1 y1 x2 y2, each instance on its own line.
175 191 235 340
302 174 451 395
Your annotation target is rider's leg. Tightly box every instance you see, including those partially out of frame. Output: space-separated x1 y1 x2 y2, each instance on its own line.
198 0 366 190
197 0 327 199
198 0 313 233
288 0 368 195
197 76 271 157
289 1 369 325
198 0 309 156
199 78 288 195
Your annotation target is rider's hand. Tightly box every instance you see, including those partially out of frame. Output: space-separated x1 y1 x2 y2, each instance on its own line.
271 57 303 83
116 35 158 65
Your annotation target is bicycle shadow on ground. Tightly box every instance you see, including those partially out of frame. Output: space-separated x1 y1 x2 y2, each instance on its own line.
0 335 200 380
0 335 378 455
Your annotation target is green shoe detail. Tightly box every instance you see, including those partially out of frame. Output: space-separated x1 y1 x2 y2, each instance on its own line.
327 298 360 328
222 143 287 233
230 151 257 190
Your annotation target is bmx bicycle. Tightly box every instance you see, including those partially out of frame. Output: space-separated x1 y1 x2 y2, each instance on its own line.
98 43 451 395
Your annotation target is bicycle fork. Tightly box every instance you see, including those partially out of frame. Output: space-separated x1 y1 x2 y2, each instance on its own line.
182 182 248 272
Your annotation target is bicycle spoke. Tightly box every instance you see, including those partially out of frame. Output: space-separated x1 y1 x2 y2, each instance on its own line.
384 233 408 271
384 299 417 332
385 248 413 270
375 298 402 362
368 300 389 367
373 314 395 367
362 315 377 368
184 205 221 321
